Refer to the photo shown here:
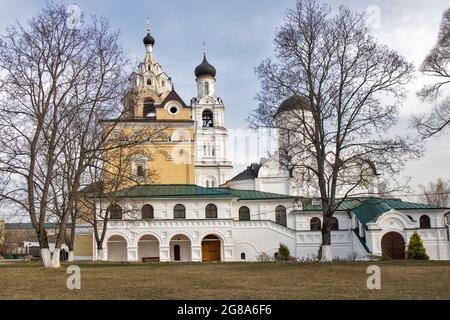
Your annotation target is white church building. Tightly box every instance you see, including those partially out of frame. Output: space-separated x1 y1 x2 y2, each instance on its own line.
83 24 450 263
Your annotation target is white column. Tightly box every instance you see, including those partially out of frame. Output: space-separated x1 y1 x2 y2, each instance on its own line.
127 246 139 262
191 245 202 262
159 245 171 262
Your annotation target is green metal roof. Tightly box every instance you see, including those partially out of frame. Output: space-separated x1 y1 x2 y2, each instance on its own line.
102 184 295 201
302 197 444 213
220 188 295 200
302 198 364 212
301 197 446 230
352 198 445 229
5 222 59 230
107 185 232 199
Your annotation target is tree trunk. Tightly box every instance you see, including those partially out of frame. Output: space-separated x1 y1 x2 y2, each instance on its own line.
321 245 332 262
96 248 105 261
50 248 61 268
68 251 74 262
41 248 52 267
65 219 76 262
66 236 74 262
321 216 332 262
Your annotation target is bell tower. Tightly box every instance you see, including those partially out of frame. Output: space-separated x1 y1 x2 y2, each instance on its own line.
126 18 173 118
104 19 195 187
191 46 232 187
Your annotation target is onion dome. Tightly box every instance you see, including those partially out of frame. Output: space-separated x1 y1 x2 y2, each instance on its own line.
195 54 216 78
143 32 155 46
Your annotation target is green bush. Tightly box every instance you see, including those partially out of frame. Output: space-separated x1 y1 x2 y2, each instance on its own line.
277 244 290 261
406 232 429 260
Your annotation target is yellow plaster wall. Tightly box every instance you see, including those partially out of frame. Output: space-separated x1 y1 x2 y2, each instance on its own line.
156 108 192 121
104 84 195 188
74 234 93 257
103 125 195 188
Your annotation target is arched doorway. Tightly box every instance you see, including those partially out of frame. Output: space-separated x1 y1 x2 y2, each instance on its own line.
107 235 127 262
201 235 221 262
170 234 191 262
138 235 159 262
381 232 405 260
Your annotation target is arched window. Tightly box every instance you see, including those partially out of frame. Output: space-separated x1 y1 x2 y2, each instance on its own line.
141 205 154 220
239 206 250 221
143 98 156 119
330 217 339 231
202 110 213 127
109 204 123 220
240 252 246 260
174 204 186 219
205 204 218 219
205 82 209 95
419 215 431 229
146 78 151 85
205 177 217 189
275 205 287 226
310 217 321 231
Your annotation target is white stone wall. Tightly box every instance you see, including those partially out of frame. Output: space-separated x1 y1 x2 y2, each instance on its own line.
223 178 256 191
295 231 356 260
99 219 236 262
92 197 450 262
233 221 296 261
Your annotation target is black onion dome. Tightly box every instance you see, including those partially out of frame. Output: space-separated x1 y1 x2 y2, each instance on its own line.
195 54 216 78
143 32 155 46
277 96 310 114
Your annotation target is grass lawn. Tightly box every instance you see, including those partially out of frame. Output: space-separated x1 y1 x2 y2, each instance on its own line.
0 261 449 300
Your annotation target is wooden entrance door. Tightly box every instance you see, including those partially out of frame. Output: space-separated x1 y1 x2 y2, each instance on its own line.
174 244 181 261
381 232 405 259
202 236 221 262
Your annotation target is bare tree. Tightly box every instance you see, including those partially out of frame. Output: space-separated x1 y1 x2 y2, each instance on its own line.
0 219 4 255
249 0 420 260
419 178 450 208
78 132 160 261
0 3 128 267
414 8 450 138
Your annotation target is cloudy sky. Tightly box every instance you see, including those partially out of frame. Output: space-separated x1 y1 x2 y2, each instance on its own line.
0 0 449 209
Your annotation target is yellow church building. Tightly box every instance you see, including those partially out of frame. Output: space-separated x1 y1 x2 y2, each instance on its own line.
101 25 196 188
